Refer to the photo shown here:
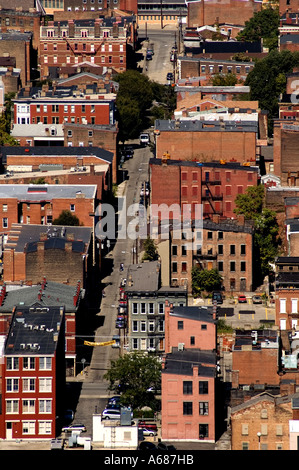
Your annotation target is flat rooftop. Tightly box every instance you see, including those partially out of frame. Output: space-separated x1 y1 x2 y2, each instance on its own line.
0 184 97 201
125 261 160 293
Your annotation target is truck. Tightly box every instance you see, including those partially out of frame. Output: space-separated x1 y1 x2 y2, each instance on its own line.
139 133 150 146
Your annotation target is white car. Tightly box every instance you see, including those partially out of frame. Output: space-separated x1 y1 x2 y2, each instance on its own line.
62 423 86 433
142 428 157 437
139 133 150 146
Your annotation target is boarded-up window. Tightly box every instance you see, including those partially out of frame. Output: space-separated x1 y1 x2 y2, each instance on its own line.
241 423 249 435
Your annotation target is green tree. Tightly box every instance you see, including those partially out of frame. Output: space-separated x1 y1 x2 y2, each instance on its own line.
234 186 281 281
245 49 299 133
104 352 162 411
234 185 265 220
212 73 239 86
236 7 279 50
53 210 81 226
142 236 158 261
191 268 222 295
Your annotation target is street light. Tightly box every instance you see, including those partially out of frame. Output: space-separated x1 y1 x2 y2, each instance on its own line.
257 431 261 450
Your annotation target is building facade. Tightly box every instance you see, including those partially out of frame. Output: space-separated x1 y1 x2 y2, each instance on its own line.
0 304 66 440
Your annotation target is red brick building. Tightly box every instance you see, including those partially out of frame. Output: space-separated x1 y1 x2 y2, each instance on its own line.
275 256 299 330
39 17 129 78
3 224 94 287
150 159 259 220
0 183 97 235
0 304 66 440
273 120 299 186
154 119 258 164
161 303 218 442
186 0 262 28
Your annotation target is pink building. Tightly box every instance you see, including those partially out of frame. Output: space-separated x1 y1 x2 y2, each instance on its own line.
161 303 218 442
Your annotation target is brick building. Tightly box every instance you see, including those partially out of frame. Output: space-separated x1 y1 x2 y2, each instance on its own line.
150 159 259 220
186 0 262 29
3 224 94 287
161 304 218 442
167 216 254 293
154 119 258 163
275 256 299 330
0 304 66 440
42 0 137 16
273 120 299 186
0 183 97 235
0 31 33 87
0 280 83 376
0 146 114 190
231 329 280 389
175 83 251 104
230 390 298 450
39 17 130 78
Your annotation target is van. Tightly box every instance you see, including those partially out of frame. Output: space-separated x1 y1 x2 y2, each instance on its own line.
139 133 150 146
101 408 121 420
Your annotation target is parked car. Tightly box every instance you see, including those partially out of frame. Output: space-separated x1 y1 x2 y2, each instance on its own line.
138 441 157 451
147 46 154 55
108 396 121 406
101 408 121 420
142 428 157 437
252 295 263 304
157 442 177 451
62 423 86 433
63 409 74 422
166 72 173 81
212 291 223 304
138 421 157 432
146 53 152 61
238 294 247 303
111 334 120 348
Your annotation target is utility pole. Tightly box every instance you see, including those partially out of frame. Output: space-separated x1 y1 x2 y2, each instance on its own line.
160 0 163 29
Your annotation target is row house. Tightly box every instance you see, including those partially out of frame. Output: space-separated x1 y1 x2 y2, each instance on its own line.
125 261 188 353
0 183 97 235
273 120 299 187
3 223 94 288
275 256 299 331
43 0 138 16
0 279 83 376
161 304 219 442
39 17 129 78
154 118 258 164
0 304 66 440
167 216 254 293
149 158 259 221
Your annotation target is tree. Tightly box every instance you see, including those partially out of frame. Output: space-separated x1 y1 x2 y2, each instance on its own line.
234 185 265 220
236 7 279 50
103 352 162 411
53 210 81 226
191 268 222 295
234 186 281 281
245 49 299 133
211 73 239 86
142 236 158 261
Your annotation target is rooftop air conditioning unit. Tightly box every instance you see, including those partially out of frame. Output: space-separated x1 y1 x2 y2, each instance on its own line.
178 343 184 351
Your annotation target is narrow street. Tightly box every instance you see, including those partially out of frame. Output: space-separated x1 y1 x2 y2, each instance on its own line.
70 141 153 436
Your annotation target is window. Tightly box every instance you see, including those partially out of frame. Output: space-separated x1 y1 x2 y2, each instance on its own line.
183 381 193 394
67 130 72 137
70 204 75 212
218 261 223 271
140 303 146 314
148 303 154 314
6 378 19 392
2 217 8 228
240 244 246 255
7 357 19 370
132 303 138 314
140 321 146 332
199 402 209 415
199 424 208 438
218 244 223 255
23 357 35 370
39 399 52 413
230 261 236 272
190 336 195 345
23 421 35 435
280 299 286 314
159 303 164 314
172 245 177 256
23 400 35 413
182 245 187 256
230 245 235 255
183 402 193 415
39 421 52 435
178 321 183 330
23 378 35 392
199 381 208 394
39 378 52 392
52 105 59 113
241 261 246 272
6 400 19 413
218 232 223 240
207 231 213 240
39 357 52 370
182 262 187 273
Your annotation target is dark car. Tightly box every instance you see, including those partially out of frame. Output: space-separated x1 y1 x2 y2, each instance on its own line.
157 442 177 451
166 72 173 81
212 291 223 304
138 441 157 451
108 396 121 406
146 53 152 61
